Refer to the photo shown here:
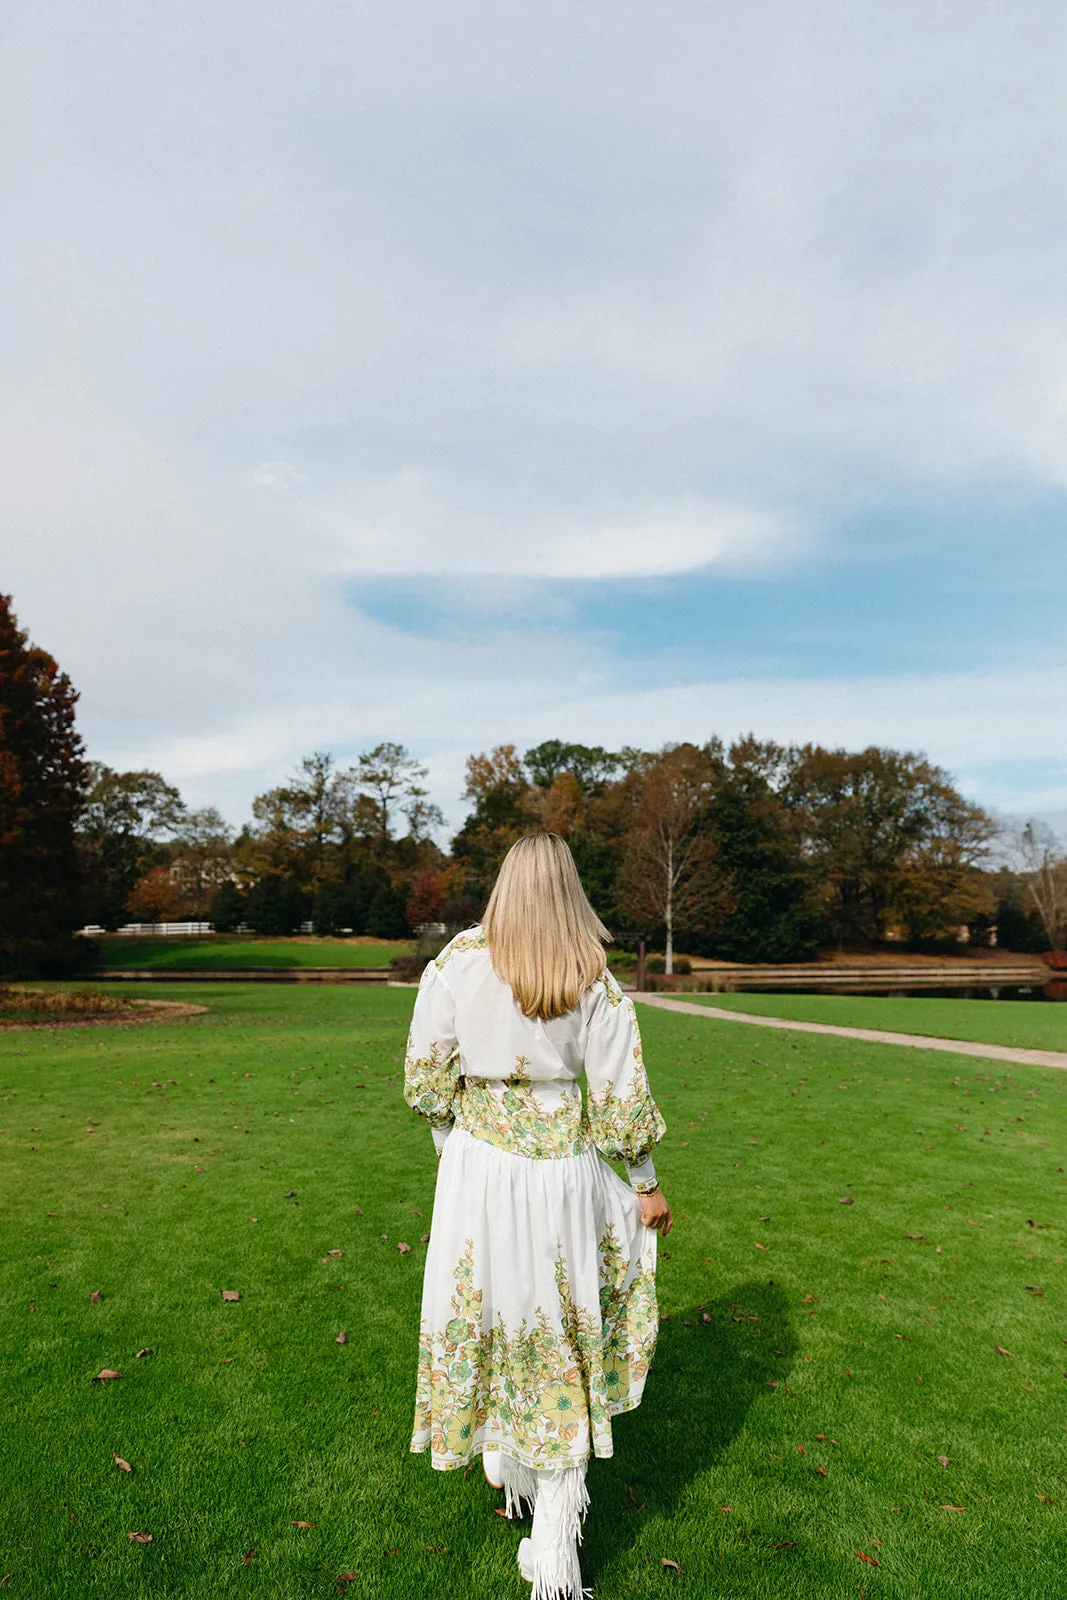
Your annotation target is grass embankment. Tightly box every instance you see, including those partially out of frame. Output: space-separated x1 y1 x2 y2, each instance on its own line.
94 938 412 970
1 988 1065 1597
684 991 1067 1054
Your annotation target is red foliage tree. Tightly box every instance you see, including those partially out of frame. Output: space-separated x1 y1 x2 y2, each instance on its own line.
406 867 449 928
125 866 189 924
0 595 89 971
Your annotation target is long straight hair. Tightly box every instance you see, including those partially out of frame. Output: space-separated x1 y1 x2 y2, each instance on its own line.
482 833 611 1020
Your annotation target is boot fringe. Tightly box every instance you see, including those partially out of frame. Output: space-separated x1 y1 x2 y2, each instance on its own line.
502 1455 539 1520
527 1467 591 1600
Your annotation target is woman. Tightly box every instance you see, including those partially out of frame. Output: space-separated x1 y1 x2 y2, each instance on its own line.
404 832 671 1598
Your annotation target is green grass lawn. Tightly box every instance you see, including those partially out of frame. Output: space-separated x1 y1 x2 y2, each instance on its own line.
683 991 1067 1054
94 938 412 970
2 986 1065 1598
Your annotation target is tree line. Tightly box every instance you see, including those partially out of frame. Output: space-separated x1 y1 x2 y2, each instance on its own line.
1 594 1064 973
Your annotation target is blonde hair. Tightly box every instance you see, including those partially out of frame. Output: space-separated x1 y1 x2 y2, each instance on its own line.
482 833 611 1020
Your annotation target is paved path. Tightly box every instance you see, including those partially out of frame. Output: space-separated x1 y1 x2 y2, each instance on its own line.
632 992 1067 1071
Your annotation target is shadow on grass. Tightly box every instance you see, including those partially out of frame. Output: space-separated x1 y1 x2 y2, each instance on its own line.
584 1277 798 1580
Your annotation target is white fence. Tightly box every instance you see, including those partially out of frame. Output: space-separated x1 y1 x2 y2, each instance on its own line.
115 922 214 937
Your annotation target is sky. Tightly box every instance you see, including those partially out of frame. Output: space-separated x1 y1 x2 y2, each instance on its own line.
3 0 1066 842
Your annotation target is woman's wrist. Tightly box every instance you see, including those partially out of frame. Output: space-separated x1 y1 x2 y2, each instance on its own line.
626 1154 659 1194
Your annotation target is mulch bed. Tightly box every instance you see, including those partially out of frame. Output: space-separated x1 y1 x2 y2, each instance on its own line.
0 997 208 1032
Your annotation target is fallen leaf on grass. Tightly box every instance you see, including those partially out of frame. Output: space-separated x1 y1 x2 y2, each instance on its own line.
337 1574 356 1593
89 1291 102 1302
661 1558 683 1573
93 1370 122 1382
855 1550 881 1567
335 1331 347 1345
114 1456 132 1473
755 1242 767 1251
1037 1495 1060 1505
773 1541 797 1550
906 1234 925 1240
941 1504 965 1511
839 1197 854 1205
353 1207 363 1216
291 1520 317 1528
128 1532 152 1543
795 1443 807 1454
285 1190 296 1198
815 1435 837 1444
716 1504 733 1512
243 1549 255 1565
328 1249 343 1258
627 1484 646 1511
135 1348 152 1359
397 1242 411 1254
221 1290 240 1302
993 1346 1014 1357
420 1233 431 1243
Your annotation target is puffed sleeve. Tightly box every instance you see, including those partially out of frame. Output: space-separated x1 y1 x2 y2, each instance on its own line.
403 958 460 1155
584 971 666 1193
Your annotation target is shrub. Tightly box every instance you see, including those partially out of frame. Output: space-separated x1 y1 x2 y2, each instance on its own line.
645 955 691 975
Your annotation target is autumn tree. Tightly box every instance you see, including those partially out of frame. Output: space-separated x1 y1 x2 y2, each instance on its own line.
0 596 89 972
243 746 440 936
1016 821 1067 951
79 764 185 928
616 744 734 972
786 746 994 946
125 865 188 924
247 752 350 887
172 807 235 922
451 745 532 898
357 742 437 843
524 741 620 792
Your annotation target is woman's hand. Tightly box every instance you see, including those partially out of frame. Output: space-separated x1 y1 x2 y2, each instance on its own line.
638 1187 672 1235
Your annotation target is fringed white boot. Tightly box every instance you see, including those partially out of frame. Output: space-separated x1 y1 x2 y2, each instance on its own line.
483 1448 538 1519
517 1463 591 1599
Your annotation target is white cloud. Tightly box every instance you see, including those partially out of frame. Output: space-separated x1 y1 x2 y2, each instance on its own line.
308 468 796 578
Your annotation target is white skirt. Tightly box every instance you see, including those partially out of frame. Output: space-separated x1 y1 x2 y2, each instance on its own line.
410 1125 658 1472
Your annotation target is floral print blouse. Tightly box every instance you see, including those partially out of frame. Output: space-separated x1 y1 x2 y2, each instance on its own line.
403 928 665 1192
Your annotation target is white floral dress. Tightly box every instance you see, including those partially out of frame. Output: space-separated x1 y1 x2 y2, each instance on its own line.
404 929 666 1474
